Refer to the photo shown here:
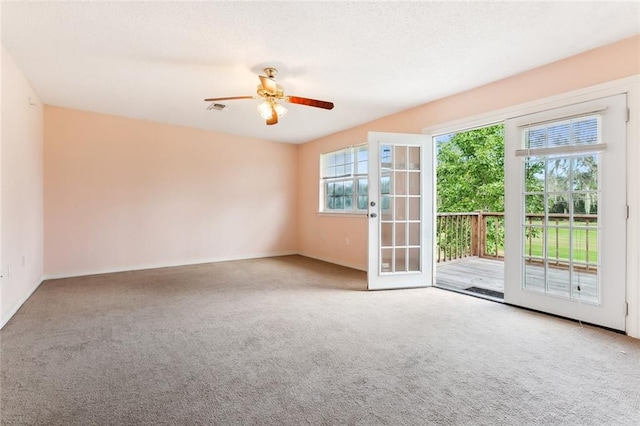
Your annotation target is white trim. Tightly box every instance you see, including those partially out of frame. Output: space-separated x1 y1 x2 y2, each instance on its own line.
515 107 606 129
1 276 44 329
42 251 298 280
625 83 639 338
423 75 639 136
299 252 367 272
515 143 607 157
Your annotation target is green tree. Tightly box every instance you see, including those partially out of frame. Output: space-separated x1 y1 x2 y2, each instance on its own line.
437 125 505 212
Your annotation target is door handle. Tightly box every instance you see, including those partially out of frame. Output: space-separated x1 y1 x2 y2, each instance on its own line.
369 213 377 218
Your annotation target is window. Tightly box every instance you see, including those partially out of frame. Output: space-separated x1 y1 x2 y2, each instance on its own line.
320 145 368 212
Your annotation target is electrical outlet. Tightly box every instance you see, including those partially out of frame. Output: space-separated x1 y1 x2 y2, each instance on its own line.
345 238 350 246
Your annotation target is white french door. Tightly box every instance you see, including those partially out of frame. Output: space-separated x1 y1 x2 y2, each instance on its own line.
367 132 433 290
504 95 627 330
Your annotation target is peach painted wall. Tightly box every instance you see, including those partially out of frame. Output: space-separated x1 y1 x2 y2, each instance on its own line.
44 107 297 277
1 45 45 327
298 35 640 272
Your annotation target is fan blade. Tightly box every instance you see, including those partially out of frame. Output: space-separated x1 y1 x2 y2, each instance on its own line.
259 75 277 95
286 96 334 110
266 104 278 125
203 96 254 102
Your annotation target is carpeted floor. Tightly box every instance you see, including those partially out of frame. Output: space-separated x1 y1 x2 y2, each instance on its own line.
1 255 639 425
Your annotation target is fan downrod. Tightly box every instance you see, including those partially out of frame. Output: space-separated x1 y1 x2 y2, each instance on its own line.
264 67 278 79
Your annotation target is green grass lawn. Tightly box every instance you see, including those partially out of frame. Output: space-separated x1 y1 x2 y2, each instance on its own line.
438 219 598 265
524 225 597 263
486 228 597 263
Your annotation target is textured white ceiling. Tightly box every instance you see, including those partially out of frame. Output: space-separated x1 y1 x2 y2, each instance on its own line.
2 1 639 144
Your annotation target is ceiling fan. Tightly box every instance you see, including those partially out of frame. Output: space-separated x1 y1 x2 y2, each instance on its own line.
204 67 334 125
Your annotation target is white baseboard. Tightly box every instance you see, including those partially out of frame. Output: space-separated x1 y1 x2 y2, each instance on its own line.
1 275 44 329
42 251 299 280
298 252 367 272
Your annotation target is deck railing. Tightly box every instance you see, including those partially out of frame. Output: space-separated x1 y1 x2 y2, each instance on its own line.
436 212 597 272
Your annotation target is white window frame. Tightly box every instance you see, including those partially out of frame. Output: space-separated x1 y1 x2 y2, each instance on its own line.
319 144 368 214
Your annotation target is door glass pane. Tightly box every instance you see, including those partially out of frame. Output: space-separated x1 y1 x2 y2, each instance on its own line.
409 197 420 221
395 248 407 272
547 193 569 215
523 226 544 258
381 223 392 247
381 195 393 220
394 146 407 170
525 194 544 215
381 249 392 273
573 116 599 145
572 155 598 191
395 172 406 195
547 158 570 192
409 223 420 246
546 226 569 264
408 248 420 271
409 147 420 170
381 145 392 169
395 197 407 220
381 173 392 195
572 266 597 303
573 192 597 215
395 222 406 246
524 260 545 292
525 157 545 192
409 172 420 195
546 122 571 148
572 226 597 266
547 262 570 298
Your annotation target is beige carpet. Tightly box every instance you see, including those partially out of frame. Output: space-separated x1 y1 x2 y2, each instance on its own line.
1 255 639 425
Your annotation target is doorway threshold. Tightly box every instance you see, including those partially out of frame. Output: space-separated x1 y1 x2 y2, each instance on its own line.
435 257 505 303
435 285 504 303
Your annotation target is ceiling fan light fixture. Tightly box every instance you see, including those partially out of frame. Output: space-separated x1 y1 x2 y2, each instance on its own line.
257 100 287 120
275 102 288 118
257 101 272 119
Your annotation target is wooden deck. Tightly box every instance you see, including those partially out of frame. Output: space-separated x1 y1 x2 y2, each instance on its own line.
436 257 598 302
436 257 505 294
